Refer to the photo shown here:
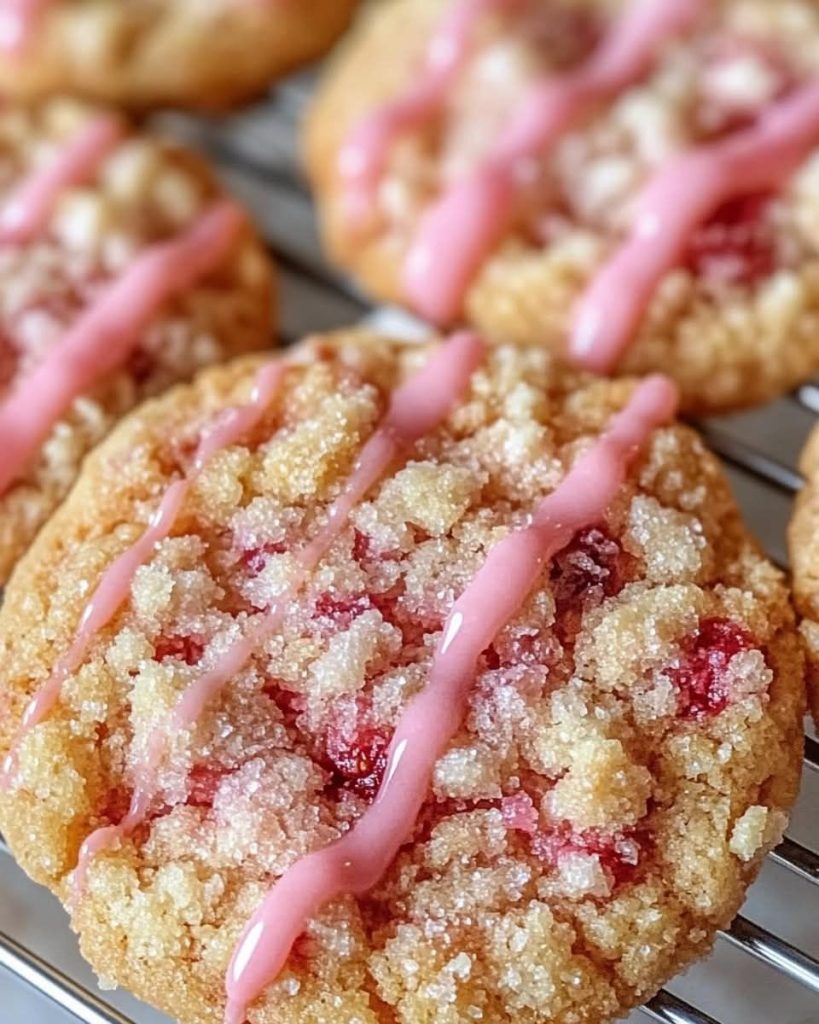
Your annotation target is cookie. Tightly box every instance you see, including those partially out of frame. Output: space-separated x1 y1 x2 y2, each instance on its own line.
307 0 819 414
0 0 359 110
0 329 803 1024
0 97 274 584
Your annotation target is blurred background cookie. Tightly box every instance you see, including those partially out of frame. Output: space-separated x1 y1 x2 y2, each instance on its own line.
307 0 819 414
0 0 360 110
0 97 274 583
0 329 803 1024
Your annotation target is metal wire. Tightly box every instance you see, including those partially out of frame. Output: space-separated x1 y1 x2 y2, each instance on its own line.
695 425 804 494
771 837 819 886
0 931 133 1024
643 991 721 1024
805 736 819 772
797 383 819 416
722 918 819 995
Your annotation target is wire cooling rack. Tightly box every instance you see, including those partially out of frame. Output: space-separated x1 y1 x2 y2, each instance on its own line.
1 72 818 1024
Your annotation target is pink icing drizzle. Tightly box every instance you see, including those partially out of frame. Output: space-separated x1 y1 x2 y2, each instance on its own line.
402 0 708 322
72 331 486 891
0 200 244 498
223 373 679 1024
570 79 819 372
0 115 125 244
0 0 48 53
1 360 286 791
339 0 520 224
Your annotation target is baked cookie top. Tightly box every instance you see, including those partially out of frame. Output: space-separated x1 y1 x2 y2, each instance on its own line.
0 0 360 110
0 329 803 1024
307 0 819 414
0 97 274 583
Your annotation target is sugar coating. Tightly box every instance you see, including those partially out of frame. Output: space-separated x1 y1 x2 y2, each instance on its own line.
0 0 360 111
307 0 819 414
0 97 274 583
0 331 804 1024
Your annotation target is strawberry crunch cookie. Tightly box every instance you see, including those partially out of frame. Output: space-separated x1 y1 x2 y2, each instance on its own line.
0 97 274 584
307 0 819 414
0 0 359 110
0 330 804 1024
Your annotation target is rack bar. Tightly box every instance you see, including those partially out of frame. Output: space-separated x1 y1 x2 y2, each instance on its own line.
0 930 134 1024
694 425 803 493
805 736 819 773
795 383 819 415
771 837 819 886
643 990 721 1024
722 916 819 993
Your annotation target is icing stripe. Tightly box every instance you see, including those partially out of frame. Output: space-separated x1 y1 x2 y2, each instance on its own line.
223 374 679 1024
339 0 519 224
570 79 819 372
1 360 286 790
402 0 707 323
0 200 244 499
0 115 125 244
71 331 485 888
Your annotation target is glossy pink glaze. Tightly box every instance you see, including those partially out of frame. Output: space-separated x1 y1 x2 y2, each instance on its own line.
0 0 48 53
0 115 124 244
570 79 819 372
339 0 519 224
1 361 285 796
402 0 707 322
73 331 486 892
0 200 244 499
223 374 679 1024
